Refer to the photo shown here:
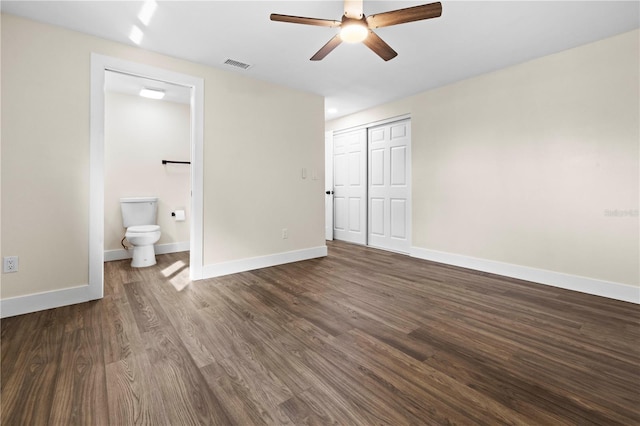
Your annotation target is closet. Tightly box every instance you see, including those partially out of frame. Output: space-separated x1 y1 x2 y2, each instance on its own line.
331 118 411 253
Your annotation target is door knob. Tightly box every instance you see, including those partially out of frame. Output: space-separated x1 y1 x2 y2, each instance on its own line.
325 190 334 195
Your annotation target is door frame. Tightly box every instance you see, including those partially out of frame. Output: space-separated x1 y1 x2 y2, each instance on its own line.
89 54 204 299
325 130 334 240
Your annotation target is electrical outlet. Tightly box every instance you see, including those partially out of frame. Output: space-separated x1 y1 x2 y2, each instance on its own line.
282 228 288 239
3 256 19 273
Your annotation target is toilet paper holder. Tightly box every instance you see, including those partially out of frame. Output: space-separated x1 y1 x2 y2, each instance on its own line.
171 210 186 221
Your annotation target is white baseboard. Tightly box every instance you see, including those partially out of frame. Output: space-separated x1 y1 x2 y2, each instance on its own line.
202 245 328 278
0 284 99 318
7 243 631 318
104 241 190 262
411 247 639 304
1 244 325 318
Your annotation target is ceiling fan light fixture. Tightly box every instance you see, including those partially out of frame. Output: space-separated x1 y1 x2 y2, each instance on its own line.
340 23 368 43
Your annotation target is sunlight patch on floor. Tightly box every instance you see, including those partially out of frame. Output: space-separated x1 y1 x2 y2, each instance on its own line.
161 260 186 277
161 260 191 291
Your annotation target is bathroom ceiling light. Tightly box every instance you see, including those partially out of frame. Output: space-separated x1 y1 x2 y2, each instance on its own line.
140 88 165 100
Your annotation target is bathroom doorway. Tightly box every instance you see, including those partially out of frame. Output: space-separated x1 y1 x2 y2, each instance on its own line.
103 71 191 262
89 54 204 299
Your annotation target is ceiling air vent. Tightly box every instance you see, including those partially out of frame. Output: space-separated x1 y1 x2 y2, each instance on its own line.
223 58 252 70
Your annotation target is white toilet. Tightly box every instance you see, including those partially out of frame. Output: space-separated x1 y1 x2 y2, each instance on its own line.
120 197 162 267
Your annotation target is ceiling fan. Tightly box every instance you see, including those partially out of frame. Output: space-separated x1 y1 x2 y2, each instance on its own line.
270 0 442 61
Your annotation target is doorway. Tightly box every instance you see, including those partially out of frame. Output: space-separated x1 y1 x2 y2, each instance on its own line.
329 117 411 254
104 71 191 261
89 54 204 300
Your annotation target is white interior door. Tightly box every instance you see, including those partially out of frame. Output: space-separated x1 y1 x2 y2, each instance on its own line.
333 129 367 245
368 120 411 253
325 131 334 240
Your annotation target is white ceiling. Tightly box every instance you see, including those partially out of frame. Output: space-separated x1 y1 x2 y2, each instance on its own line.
2 1 638 118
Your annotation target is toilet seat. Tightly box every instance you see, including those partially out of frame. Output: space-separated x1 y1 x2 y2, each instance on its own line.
127 225 160 233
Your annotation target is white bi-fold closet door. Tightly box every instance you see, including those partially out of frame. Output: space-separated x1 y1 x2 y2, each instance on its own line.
368 120 411 253
332 118 411 253
333 128 367 245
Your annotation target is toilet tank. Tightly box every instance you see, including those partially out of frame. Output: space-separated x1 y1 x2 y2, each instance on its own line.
120 197 158 228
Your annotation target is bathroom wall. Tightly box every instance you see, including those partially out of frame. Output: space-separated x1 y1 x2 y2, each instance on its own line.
104 91 190 255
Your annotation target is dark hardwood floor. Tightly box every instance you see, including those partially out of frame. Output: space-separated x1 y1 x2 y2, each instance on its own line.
2 240 639 425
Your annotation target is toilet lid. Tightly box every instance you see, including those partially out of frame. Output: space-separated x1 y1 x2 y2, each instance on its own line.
127 225 160 233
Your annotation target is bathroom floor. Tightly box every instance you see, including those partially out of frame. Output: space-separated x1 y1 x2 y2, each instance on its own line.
2 242 639 424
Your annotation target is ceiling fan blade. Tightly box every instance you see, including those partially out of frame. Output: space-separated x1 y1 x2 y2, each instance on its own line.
366 2 442 29
362 30 397 61
270 14 341 27
310 35 343 61
344 0 364 19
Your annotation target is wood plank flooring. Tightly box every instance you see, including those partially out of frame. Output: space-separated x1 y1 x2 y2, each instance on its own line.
2 240 639 425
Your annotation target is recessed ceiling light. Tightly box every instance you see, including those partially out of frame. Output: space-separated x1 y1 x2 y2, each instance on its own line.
129 25 143 45
140 88 165 100
138 0 157 26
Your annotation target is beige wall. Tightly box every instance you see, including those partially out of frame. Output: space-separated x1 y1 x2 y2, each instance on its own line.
1 14 325 299
105 92 190 251
327 30 639 287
